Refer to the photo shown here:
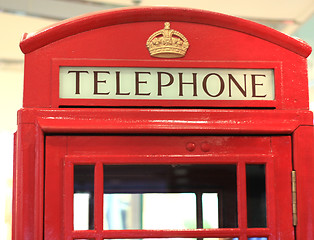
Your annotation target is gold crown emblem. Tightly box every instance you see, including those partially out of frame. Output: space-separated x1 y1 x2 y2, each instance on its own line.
146 22 189 58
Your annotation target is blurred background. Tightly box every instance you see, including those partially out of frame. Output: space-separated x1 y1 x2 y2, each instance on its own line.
0 0 314 239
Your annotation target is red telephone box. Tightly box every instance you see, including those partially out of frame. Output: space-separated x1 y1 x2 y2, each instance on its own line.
13 7 314 240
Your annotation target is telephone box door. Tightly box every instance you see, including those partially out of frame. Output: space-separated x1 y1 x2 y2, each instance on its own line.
45 135 293 240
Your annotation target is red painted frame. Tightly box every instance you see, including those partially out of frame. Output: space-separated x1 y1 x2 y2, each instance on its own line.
45 135 291 240
52 59 281 108
13 108 314 240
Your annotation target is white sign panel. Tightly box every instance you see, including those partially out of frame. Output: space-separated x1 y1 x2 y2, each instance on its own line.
59 67 275 100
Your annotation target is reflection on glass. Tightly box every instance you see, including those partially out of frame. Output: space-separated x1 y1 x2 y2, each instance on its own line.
143 193 196 229
202 193 219 228
74 193 90 230
103 193 142 230
103 164 237 230
74 165 94 230
246 165 267 228
103 193 197 230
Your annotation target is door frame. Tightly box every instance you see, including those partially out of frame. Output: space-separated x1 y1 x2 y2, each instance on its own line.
14 108 314 239
45 134 291 240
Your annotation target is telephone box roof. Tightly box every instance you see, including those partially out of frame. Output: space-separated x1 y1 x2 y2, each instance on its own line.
20 7 312 58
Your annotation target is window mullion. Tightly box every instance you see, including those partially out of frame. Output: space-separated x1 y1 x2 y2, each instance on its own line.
65 161 74 240
237 161 247 239
94 162 104 234
196 192 203 229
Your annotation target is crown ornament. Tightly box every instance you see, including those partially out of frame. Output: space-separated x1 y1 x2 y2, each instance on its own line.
146 22 189 58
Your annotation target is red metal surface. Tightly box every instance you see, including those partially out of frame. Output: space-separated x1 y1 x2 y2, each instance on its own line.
13 6 314 240
19 7 311 109
293 126 314 240
20 7 311 57
17 108 314 134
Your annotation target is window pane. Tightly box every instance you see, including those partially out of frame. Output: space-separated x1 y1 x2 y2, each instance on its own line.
202 193 219 228
103 164 237 229
74 165 94 230
246 164 266 228
104 193 196 230
103 193 142 230
143 193 197 229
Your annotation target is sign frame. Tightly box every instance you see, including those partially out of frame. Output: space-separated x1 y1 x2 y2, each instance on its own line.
52 59 281 108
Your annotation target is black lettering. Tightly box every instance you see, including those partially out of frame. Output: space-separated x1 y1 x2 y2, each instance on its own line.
135 72 151 96
179 73 197 96
115 71 130 95
252 74 267 98
228 74 247 97
157 72 174 96
202 73 225 97
67 70 89 94
94 71 110 95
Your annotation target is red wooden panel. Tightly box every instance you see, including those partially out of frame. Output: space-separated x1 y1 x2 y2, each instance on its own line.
293 126 314 240
13 124 37 240
66 135 272 156
45 136 67 239
271 136 294 240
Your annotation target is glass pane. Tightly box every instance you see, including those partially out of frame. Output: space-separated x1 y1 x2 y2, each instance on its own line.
246 164 266 228
103 193 142 230
104 193 196 229
202 193 219 228
74 165 94 230
103 164 237 229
